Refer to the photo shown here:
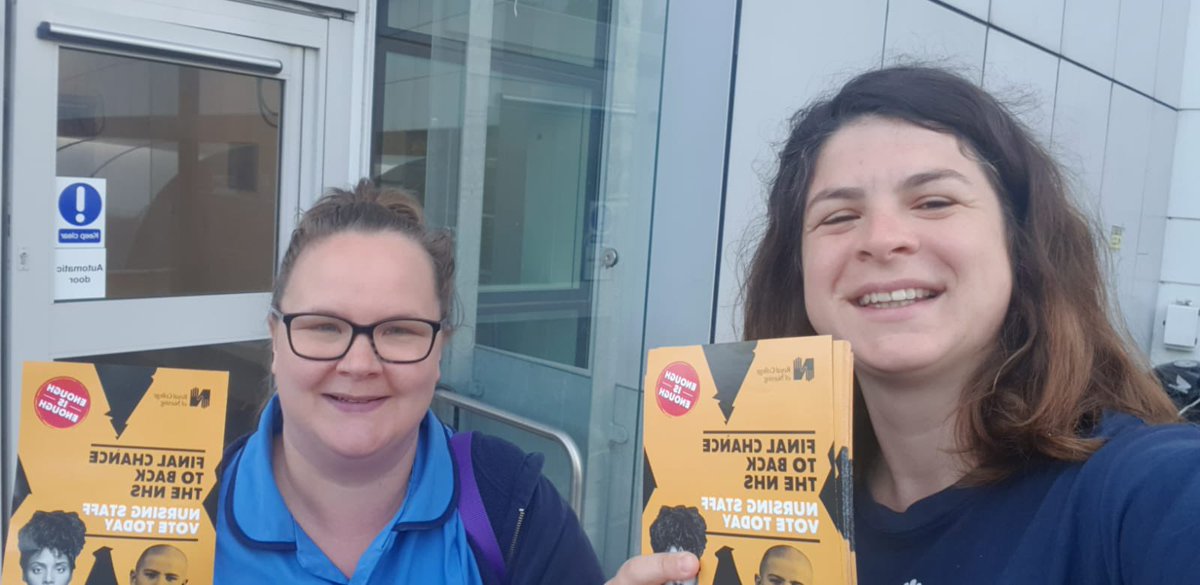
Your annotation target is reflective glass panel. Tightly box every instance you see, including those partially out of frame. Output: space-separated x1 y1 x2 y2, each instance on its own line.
387 0 604 66
490 0 606 66
375 0 666 570
57 48 282 300
474 74 599 368
374 46 463 227
386 0 470 42
378 2 605 369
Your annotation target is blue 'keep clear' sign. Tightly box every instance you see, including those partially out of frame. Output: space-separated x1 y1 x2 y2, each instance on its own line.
55 177 106 247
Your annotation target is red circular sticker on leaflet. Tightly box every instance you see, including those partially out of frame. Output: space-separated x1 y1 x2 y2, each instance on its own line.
655 362 700 417
33 377 91 429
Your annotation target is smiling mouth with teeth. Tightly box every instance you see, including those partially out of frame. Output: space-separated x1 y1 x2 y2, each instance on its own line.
327 395 383 404
857 288 937 308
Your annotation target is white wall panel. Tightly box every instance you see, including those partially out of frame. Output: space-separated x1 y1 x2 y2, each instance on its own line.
1101 86 1154 248
1051 61 1112 218
1114 0 1164 95
1155 0 1191 106
1129 105 1180 349
1100 86 1154 338
982 29 1058 141
884 0 986 82
1167 111 1200 219
1062 0 1121 76
715 0 887 342
1127 278 1161 351
941 0 990 20
1136 104 1178 282
1162 219 1200 284
990 0 1064 52
1181 0 1200 107
647 1 736 350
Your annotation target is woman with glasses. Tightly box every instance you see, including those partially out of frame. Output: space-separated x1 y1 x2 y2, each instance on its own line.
214 181 603 584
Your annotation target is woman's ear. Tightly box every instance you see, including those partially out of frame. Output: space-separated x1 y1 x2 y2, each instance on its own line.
266 315 281 375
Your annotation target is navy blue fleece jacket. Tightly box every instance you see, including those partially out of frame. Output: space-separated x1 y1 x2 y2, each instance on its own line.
856 414 1200 584
466 432 604 585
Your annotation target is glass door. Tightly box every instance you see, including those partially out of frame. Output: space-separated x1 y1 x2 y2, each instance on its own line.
372 0 668 570
4 1 320 523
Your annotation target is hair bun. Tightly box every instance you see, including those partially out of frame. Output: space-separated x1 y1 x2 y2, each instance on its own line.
379 194 424 227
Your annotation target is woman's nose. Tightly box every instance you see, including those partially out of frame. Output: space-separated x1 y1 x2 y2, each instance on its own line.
856 209 919 261
338 332 383 373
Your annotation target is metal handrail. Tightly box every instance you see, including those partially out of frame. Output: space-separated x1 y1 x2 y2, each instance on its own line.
434 387 585 520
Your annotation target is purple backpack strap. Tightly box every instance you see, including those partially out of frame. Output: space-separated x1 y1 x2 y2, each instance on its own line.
450 431 508 583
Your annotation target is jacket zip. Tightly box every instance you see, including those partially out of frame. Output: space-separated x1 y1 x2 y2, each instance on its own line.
506 507 527 563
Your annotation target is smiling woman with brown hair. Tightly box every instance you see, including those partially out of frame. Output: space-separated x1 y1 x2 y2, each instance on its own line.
742 66 1180 488
609 66 1200 585
214 181 603 584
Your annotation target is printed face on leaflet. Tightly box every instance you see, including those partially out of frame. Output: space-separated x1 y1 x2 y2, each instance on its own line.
130 546 189 585
23 549 72 585
754 545 814 585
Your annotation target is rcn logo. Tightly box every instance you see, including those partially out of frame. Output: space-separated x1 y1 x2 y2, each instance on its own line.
793 357 814 381
189 387 211 408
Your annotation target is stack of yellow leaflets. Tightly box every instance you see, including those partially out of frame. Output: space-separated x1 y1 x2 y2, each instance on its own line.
642 335 855 584
3 362 228 585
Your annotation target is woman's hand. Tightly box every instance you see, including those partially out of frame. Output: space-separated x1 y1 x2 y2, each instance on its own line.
606 552 700 585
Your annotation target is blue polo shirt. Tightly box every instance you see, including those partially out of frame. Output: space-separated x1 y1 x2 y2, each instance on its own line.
856 413 1200 584
214 396 483 584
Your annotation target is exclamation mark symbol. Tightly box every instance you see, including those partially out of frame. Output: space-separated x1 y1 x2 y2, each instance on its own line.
75 185 86 224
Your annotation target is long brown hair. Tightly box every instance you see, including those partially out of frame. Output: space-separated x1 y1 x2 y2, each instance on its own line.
742 66 1178 483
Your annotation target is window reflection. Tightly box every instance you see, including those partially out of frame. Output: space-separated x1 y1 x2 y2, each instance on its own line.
491 0 606 67
475 81 600 369
386 0 605 67
375 2 608 369
374 46 463 224
57 48 282 300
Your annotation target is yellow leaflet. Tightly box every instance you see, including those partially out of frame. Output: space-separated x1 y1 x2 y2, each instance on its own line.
4 362 228 585
642 336 856 584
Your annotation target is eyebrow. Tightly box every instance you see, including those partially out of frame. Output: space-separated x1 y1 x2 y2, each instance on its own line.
900 168 971 190
805 168 971 214
804 186 863 215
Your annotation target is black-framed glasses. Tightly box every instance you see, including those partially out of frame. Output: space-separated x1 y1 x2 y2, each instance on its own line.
270 308 443 364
